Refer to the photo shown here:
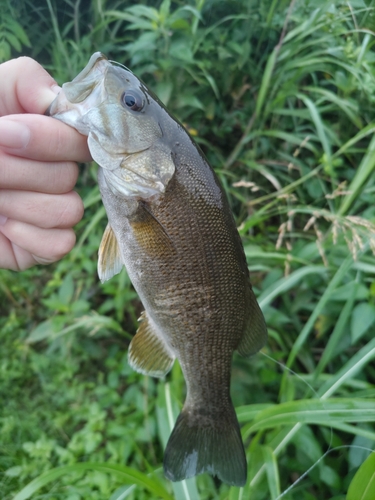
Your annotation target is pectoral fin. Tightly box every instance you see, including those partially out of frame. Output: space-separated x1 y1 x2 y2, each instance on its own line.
237 289 268 356
98 223 123 283
130 202 176 258
128 312 175 377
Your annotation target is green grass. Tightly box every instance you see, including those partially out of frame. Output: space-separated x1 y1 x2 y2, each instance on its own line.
1 0 375 498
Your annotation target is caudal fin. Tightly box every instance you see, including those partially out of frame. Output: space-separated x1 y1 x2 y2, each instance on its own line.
163 402 247 486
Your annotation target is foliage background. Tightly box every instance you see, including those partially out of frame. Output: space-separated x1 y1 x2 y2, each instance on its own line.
1 0 375 499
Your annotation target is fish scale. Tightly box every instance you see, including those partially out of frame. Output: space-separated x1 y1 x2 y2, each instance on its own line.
46 52 268 486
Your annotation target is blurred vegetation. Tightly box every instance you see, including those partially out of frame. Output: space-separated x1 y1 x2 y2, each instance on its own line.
1 0 375 498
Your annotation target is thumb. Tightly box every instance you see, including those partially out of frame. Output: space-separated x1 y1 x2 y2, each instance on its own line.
0 57 61 115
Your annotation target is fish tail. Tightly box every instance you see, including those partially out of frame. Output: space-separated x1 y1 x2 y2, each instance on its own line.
163 400 247 486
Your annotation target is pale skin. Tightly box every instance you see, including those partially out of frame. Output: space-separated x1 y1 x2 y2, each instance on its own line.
0 57 91 270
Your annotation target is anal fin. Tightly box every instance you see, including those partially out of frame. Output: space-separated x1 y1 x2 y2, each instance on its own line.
128 312 175 378
237 289 268 357
98 223 123 283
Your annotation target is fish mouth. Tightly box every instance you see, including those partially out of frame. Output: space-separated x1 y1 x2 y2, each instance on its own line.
46 53 110 118
63 52 109 104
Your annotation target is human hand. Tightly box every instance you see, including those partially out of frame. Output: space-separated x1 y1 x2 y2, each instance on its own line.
0 57 91 270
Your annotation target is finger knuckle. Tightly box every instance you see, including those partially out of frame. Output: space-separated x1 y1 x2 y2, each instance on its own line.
56 191 84 227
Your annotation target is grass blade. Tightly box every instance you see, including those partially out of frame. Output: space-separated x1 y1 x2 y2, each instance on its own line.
12 463 172 500
156 383 199 500
255 47 278 117
339 134 375 215
242 398 375 435
347 452 375 500
314 280 358 377
258 265 327 310
297 93 332 168
248 339 375 489
318 338 375 399
283 255 353 373
262 446 280 499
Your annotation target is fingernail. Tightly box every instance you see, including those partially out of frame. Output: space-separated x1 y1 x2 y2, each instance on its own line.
0 215 8 225
0 119 30 150
32 255 55 265
51 84 62 95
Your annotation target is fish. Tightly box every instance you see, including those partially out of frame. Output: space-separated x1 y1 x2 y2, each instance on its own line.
46 52 267 486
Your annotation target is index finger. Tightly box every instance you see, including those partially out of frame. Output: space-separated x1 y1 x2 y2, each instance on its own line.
0 114 92 163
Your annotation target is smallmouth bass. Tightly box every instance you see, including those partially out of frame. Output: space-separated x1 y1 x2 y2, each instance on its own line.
47 52 267 486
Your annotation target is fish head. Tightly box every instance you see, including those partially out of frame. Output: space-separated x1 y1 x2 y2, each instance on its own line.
47 52 175 199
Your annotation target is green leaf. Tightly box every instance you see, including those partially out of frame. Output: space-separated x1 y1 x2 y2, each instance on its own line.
284 255 354 373
26 313 123 344
256 47 277 117
159 0 171 19
333 123 375 159
262 446 280 499
169 18 190 31
297 93 332 170
104 11 154 30
26 319 56 343
12 463 172 500
351 302 375 343
7 18 31 46
125 5 160 21
109 485 136 499
0 40 11 62
5 32 22 51
169 40 194 62
58 273 74 305
258 265 327 310
156 383 199 499
237 404 275 423
320 465 340 489
303 85 362 128
5 466 23 478
315 284 357 377
199 66 219 98
339 134 375 215
175 94 204 110
318 338 375 399
347 453 375 500
241 398 375 436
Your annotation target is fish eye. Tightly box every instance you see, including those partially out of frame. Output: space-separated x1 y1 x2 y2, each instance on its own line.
121 90 144 111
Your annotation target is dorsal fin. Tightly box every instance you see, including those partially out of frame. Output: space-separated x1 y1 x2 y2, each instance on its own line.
98 223 123 282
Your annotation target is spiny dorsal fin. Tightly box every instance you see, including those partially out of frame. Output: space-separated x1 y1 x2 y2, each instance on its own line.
128 311 175 378
98 223 123 283
237 289 267 357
